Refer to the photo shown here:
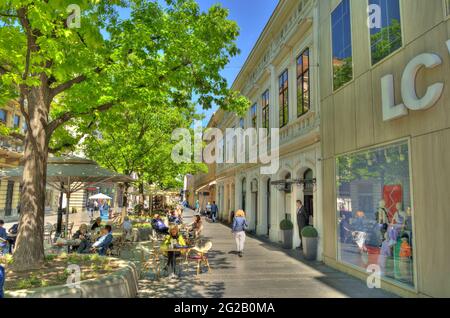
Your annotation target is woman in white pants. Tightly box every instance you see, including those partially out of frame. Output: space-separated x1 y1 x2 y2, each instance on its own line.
232 209 248 257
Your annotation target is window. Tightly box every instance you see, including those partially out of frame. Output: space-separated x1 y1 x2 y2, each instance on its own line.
0 109 6 123
336 140 414 287
297 48 310 117
279 70 289 127
22 121 27 133
251 103 257 128
13 114 20 129
446 0 450 16
262 90 270 130
332 0 353 90
239 117 245 129
369 0 402 65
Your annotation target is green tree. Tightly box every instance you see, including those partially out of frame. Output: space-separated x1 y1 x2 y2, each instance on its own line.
0 0 247 271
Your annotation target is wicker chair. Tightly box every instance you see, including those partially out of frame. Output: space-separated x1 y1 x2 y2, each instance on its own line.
187 240 212 276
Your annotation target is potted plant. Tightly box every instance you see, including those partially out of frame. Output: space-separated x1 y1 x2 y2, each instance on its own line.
301 226 319 260
280 219 294 249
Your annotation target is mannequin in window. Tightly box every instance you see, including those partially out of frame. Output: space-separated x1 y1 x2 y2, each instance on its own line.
377 200 389 225
393 202 407 228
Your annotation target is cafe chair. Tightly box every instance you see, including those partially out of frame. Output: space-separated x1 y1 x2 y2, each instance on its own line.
188 241 212 276
139 241 162 280
43 223 54 244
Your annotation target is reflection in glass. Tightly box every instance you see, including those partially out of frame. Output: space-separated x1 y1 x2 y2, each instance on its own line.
332 0 353 90
279 70 289 127
336 141 414 287
297 48 310 117
369 0 402 65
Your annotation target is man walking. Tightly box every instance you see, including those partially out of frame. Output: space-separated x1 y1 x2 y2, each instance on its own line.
210 201 219 223
296 200 308 250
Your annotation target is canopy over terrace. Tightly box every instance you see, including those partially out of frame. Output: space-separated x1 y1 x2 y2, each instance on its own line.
0 156 133 236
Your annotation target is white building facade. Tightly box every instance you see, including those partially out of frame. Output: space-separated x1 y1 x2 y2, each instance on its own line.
202 0 324 257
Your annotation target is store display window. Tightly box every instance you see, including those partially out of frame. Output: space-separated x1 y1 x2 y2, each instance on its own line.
336 140 414 287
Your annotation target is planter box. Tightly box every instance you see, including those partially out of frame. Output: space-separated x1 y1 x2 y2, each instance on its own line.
5 260 139 298
282 230 293 249
303 237 318 260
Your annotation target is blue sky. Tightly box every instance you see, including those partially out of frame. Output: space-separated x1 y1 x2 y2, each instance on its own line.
117 1 278 126
194 0 278 125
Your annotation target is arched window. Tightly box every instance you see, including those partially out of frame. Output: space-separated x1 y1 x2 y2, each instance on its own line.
304 169 314 195
241 178 246 212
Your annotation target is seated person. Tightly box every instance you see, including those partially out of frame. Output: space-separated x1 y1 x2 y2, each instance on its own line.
168 210 181 225
189 215 203 239
6 223 18 254
151 214 169 235
90 225 113 256
91 217 102 232
0 220 8 255
122 216 133 241
161 226 187 277
72 224 91 253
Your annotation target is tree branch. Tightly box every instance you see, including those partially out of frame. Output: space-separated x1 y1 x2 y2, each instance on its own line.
46 101 117 138
0 65 9 76
0 12 18 18
49 67 102 98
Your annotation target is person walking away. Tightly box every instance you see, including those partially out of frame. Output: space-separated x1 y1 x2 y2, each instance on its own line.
296 200 308 250
0 220 8 255
232 210 248 257
210 201 219 223
195 199 200 213
87 200 95 220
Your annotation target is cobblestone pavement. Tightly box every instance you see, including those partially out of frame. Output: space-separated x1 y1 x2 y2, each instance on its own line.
135 208 397 298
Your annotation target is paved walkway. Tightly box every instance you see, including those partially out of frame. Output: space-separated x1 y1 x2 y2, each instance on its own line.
137 209 396 298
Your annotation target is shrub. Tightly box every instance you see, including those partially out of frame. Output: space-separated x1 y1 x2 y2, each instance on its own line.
280 219 293 231
301 226 318 238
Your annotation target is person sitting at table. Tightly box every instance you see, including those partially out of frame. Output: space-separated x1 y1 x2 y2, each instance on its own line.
161 225 187 278
91 217 102 232
90 225 113 256
0 220 9 255
168 210 181 225
6 223 18 254
72 224 90 253
122 216 133 241
189 215 203 239
151 214 169 235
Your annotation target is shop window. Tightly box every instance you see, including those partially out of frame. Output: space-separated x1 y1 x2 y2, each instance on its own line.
297 48 310 117
0 109 6 123
369 0 402 65
336 140 414 287
279 69 289 127
331 0 353 90
262 90 270 130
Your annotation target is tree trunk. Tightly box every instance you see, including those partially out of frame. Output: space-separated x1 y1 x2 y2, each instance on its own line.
12 87 50 271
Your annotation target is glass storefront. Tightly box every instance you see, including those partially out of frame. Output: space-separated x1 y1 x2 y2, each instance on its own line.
336 140 414 287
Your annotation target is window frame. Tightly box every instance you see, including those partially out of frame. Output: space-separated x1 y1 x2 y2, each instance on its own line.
13 114 20 129
262 89 270 130
278 69 289 128
297 47 311 117
330 0 354 92
367 0 404 66
445 0 450 17
251 103 257 128
334 137 418 292
0 109 7 123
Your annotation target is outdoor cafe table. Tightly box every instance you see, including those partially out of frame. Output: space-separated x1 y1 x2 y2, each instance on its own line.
159 245 193 276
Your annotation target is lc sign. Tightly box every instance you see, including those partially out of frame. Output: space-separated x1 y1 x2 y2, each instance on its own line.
381 40 450 122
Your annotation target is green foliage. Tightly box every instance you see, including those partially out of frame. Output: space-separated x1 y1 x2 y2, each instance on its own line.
280 219 293 231
370 19 402 65
333 57 353 91
301 226 318 238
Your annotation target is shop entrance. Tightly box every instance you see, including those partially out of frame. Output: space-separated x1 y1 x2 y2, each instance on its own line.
303 169 314 225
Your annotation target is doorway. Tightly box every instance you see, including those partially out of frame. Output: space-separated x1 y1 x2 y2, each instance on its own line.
303 169 314 225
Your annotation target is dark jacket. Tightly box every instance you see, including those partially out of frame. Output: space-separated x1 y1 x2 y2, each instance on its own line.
297 206 308 228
